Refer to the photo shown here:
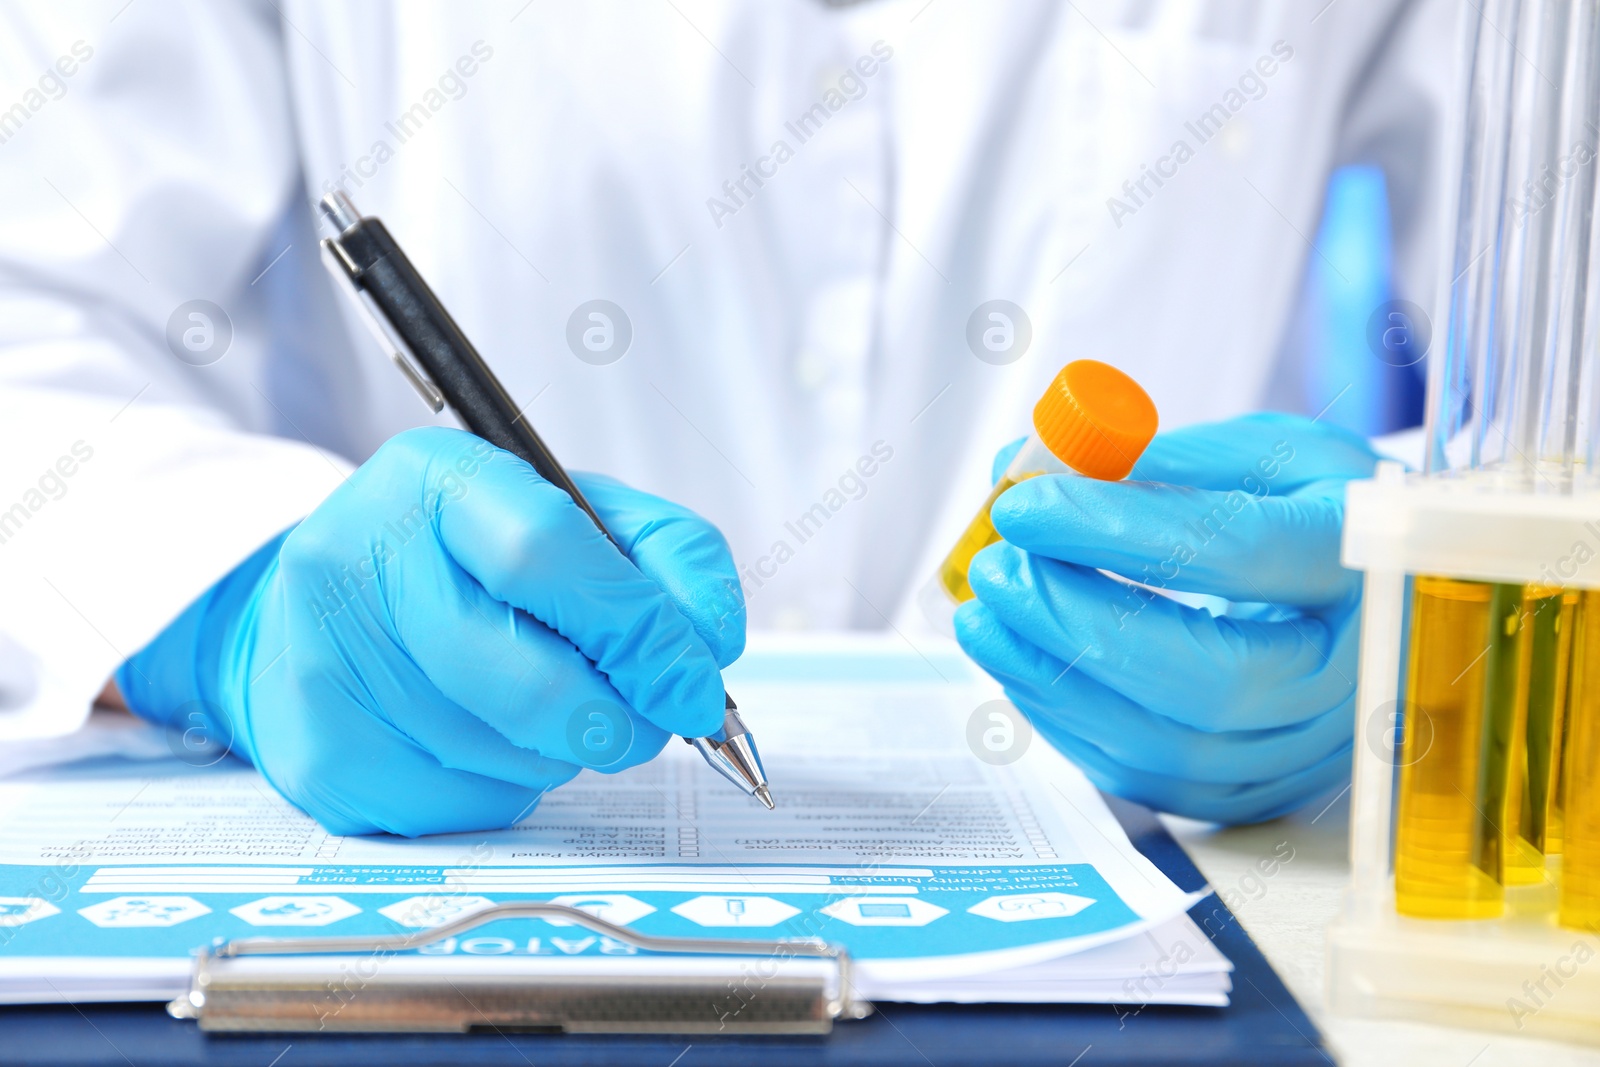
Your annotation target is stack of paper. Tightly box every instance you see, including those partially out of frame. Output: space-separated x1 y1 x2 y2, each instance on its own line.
0 636 1229 1011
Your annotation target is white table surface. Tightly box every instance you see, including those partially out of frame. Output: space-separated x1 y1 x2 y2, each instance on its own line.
1168 791 1600 1067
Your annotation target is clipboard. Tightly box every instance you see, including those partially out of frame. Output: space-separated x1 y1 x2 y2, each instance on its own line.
167 902 869 1035
1 799 1328 1066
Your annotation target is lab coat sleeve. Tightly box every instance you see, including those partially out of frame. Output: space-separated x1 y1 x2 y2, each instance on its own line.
0 3 348 739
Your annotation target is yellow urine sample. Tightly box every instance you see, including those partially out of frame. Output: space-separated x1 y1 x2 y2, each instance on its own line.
1489 583 1539 889
1394 577 1505 918
936 474 1038 603
930 361 1158 609
1517 588 1574 859
1560 591 1600 930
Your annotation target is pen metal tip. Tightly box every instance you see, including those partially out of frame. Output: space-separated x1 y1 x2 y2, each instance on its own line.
754 785 774 810
318 190 360 233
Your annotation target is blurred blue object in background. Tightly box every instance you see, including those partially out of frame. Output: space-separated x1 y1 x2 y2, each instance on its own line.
1288 165 1426 437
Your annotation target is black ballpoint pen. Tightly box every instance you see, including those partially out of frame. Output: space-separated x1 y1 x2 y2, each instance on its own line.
315 190 772 810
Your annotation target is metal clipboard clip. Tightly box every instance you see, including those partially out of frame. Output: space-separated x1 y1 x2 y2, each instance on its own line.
169 901 872 1035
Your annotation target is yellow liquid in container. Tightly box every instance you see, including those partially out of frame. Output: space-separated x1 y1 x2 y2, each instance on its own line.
922 361 1157 621
1394 577 1504 919
1395 579 1578 918
1560 591 1600 929
1515 588 1573 861
1489 584 1540 889
936 473 1040 603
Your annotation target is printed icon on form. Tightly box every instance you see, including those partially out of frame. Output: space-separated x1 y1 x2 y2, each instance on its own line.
0 897 58 927
78 896 211 928
967 892 1096 922
819 897 948 927
378 895 495 929
671 895 801 928
230 896 361 927
544 894 656 927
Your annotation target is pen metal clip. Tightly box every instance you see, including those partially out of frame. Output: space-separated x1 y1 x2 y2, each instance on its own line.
318 237 445 414
170 900 869 1034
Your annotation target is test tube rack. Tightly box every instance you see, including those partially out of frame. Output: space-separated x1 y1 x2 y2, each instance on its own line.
1329 464 1600 1042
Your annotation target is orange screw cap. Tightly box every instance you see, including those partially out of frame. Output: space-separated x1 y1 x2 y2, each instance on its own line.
1031 360 1158 480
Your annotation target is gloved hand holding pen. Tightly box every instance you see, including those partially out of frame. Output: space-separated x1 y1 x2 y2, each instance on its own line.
955 412 1379 825
115 427 745 837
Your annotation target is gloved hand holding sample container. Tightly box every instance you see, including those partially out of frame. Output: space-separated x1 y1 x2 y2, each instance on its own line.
926 361 1380 824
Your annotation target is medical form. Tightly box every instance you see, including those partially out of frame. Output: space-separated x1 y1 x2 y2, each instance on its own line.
0 638 1227 1006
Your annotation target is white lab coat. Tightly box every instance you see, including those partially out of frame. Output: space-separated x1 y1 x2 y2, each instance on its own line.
0 0 1454 739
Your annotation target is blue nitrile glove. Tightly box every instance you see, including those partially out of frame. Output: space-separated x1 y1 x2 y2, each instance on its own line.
117 427 744 837
954 412 1379 824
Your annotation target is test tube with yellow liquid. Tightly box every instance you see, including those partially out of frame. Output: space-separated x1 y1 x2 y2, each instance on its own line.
1329 0 1600 1032
1394 580 1574 918
1393 578 1505 919
1515 587 1574 864
1482 584 1545 892
1561 591 1600 929
920 360 1157 625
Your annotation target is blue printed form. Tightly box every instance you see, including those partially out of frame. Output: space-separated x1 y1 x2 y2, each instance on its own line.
0 639 1228 1006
